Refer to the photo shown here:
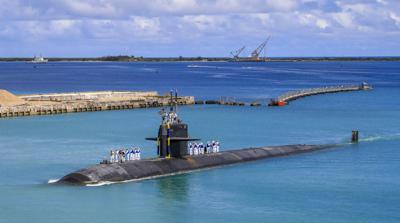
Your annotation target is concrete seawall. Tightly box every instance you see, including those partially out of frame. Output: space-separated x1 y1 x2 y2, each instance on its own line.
0 91 195 118
59 144 335 185
269 83 372 106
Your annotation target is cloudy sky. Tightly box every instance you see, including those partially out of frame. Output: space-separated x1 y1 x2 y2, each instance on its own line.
0 0 399 57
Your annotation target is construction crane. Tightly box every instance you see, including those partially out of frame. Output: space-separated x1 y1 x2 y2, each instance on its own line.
251 36 270 60
230 46 246 59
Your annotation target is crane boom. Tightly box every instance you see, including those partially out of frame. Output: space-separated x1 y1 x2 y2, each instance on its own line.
251 36 271 59
230 46 246 59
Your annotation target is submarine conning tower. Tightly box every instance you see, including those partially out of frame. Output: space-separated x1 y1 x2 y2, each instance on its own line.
146 90 199 158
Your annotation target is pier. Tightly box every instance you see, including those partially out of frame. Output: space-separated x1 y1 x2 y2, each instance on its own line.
0 90 194 118
269 83 372 106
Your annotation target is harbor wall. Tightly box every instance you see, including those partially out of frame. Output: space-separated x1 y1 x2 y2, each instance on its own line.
0 91 194 118
19 91 158 101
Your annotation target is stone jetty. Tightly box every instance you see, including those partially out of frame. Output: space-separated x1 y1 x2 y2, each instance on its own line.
269 83 372 106
0 90 194 118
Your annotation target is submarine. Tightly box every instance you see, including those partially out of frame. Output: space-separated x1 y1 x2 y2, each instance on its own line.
59 91 336 185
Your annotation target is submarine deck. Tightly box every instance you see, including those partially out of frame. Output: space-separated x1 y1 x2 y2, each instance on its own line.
59 144 336 185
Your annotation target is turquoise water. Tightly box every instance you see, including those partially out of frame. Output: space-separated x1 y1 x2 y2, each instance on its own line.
0 62 399 222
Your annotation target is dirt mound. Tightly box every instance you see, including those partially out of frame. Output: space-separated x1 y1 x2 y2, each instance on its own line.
0 89 25 106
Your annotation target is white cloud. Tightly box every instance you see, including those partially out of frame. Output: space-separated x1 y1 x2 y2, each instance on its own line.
0 0 399 56
390 12 400 26
332 12 355 28
316 19 329 29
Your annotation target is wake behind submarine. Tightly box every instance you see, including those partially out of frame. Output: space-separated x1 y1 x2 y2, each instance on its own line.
59 91 337 185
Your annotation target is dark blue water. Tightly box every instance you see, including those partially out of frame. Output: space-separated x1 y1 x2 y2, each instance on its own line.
0 62 399 223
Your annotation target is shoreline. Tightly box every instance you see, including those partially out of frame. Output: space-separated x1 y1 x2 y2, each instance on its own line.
1 56 400 63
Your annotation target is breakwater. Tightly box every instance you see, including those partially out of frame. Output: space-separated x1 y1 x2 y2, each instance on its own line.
194 83 372 107
0 90 194 118
269 83 372 106
59 144 335 185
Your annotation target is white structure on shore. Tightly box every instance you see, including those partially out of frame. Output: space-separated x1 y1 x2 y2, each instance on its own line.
30 56 48 63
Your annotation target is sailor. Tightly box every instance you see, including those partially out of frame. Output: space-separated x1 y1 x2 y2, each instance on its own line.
212 141 216 153
129 149 133 161
194 143 198 155
110 150 114 163
135 148 139 160
206 141 210 154
216 141 220 153
122 150 126 163
115 150 119 162
199 142 204 155
188 142 193 155
160 108 167 123
138 148 141 160
132 148 136 160
128 149 132 161
125 149 130 161
125 149 129 161
167 112 172 123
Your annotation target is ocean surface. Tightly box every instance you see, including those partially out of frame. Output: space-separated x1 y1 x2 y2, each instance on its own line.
0 61 399 223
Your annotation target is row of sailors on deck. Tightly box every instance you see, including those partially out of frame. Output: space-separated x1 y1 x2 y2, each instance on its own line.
110 148 141 163
188 141 220 155
161 109 180 124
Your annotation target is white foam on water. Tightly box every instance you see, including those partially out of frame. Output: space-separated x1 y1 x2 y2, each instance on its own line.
187 65 218 69
359 133 400 143
47 178 60 184
336 133 400 146
86 181 115 187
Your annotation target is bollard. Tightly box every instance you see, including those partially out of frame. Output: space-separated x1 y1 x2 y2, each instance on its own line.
351 130 359 143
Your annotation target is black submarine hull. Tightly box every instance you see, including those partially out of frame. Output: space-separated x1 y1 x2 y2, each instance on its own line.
59 144 335 185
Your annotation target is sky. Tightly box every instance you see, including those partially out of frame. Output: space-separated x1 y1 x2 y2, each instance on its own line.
0 0 399 57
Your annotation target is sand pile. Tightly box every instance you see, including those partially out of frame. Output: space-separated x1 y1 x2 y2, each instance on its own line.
0 89 25 106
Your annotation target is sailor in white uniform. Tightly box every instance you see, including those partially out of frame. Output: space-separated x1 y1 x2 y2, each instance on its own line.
188 143 193 155
199 142 204 155
194 143 198 155
212 141 216 153
134 148 138 160
110 150 115 163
